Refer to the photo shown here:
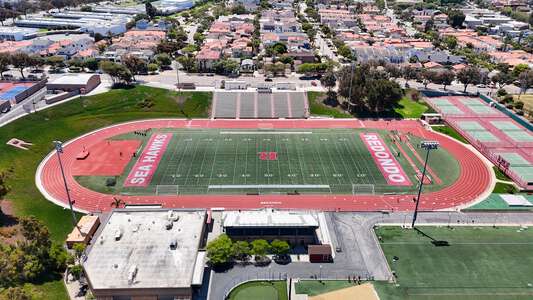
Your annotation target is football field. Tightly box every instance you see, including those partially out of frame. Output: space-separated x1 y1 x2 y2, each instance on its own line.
75 128 460 196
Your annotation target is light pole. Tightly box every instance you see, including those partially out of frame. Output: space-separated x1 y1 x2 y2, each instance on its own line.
411 141 439 228
53 141 79 231
175 61 181 93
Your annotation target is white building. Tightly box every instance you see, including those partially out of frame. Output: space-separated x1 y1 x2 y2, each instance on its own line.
0 26 39 41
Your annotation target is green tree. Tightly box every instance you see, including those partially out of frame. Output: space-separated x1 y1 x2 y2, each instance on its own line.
122 55 147 81
0 287 31 300
366 79 403 112
155 53 172 68
84 58 99 72
231 241 251 261
443 35 458 50
491 72 513 89
177 55 197 72
270 239 290 256
251 239 270 257
456 66 481 92
512 63 529 77
448 9 465 28
148 63 159 73
518 70 533 98
100 61 132 85
0 171 10 220
206 234 233 266
0 53 11 79
435 70 455 90
69 264 83 280
10 52 31 79
145 1 157 19
72 243 86 264
402 65 418 87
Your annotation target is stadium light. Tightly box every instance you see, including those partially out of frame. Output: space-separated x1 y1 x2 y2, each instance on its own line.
411 140 440 228
53 141 80 233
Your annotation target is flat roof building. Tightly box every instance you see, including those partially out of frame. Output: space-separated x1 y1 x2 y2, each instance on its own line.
83 209 207 300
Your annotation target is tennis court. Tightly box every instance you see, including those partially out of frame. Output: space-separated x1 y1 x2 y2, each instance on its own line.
426 95 533 189
74 128 461 196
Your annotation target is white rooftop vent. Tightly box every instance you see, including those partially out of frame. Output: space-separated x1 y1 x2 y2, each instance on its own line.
167 210 179 222
127 265 138 285
114 228 123 241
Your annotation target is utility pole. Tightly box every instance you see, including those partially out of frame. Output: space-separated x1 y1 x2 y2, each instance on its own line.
53 141 80 233
411 141 439 228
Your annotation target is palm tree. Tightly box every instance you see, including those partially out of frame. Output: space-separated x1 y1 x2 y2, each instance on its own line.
110 197 126 209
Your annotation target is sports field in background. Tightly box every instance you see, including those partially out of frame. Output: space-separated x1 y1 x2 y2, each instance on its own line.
375 226 533 300
74 128 460 196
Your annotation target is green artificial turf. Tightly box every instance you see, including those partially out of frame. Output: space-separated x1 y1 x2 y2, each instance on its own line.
375 226 533 300
295 280 355 296
228 281 288 300
76 129 460 196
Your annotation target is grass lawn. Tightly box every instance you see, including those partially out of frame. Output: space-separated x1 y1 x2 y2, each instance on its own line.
375 226 533 300
295 280 355 296
513 94 533 111
307 92 352 118
0 86 211 299
228 281 287 300
393 97 429 119
493 166 513 181
431 125 469 144
492 182 519 194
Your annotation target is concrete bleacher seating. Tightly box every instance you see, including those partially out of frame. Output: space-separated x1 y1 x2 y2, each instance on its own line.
213 91 308 119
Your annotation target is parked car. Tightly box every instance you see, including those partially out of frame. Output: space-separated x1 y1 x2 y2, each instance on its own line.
311 81 317 86
3 74 14 79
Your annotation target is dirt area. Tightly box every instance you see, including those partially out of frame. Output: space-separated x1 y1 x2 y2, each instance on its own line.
309 283 380 300
0 200 24 245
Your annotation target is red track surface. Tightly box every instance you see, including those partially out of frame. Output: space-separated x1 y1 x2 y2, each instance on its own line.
38 119 491 213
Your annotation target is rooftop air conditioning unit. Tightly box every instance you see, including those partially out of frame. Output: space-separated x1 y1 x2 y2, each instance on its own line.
165 220 173 230
170 238 178 250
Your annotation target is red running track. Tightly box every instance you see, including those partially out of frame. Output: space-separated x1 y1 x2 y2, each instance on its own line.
37 119 491 213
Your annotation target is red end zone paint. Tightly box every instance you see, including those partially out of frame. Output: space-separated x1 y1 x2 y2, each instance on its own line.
124 133 172 187
360 133 412 186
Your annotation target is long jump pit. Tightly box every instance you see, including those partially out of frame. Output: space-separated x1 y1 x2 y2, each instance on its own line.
36 119 492 213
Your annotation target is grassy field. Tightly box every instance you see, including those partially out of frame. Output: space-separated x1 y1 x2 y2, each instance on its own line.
375 226 533 300
307 92 352 118
76 128 460 195
295 280 355 296
393 97 430 119
493 166 513 181
0 86 211 299
228 281 288 300
431 125 469 144
492 182 519 194
513 94 533 111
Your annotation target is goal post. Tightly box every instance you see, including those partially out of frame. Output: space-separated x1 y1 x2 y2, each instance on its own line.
156 185 179 195
352 184 375 195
